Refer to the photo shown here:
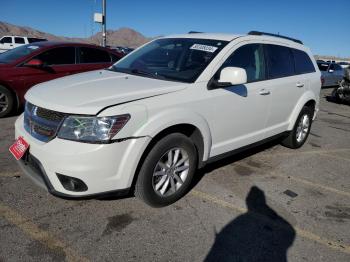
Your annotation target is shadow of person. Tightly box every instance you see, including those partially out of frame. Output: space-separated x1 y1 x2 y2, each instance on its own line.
205 186 295 262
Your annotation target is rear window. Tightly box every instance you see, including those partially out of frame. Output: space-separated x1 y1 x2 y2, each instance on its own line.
265 44 294 78
317 63 329 71
292 49 315 74
15 37 25 44
79 47 111 63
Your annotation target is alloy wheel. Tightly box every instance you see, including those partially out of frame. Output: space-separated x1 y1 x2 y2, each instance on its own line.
0 92 9 114
152 147 190 197
296 114 310 143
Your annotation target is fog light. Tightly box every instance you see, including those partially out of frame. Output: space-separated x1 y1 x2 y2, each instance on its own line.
56 174 88 192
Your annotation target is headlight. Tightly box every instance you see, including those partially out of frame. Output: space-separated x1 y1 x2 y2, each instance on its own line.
57 114 130 143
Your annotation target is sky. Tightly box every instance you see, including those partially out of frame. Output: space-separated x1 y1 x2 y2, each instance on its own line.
1 0 349 57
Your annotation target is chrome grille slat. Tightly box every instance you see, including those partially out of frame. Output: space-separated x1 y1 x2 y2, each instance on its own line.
24 102 67 142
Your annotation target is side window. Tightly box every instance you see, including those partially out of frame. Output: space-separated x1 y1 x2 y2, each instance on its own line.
221 44 266 82
35 47 76 65
329 64 335 71
1 37 13 44
79 47 111 63
15 37 25 44
292 49 315 74
265 44 294 78
28 38 46 43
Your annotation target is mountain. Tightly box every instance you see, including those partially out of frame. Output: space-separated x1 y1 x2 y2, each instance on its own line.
0 21 151 48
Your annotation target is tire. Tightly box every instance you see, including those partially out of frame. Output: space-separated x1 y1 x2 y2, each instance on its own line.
0 85 15 118
331 88 342 103
281 106 314 149
135 133 198 207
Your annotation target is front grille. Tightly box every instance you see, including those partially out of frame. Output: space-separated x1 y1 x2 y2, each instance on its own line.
24 102 67 142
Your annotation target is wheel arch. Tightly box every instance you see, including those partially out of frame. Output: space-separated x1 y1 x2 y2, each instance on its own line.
287 91 317 130
0 83 20 112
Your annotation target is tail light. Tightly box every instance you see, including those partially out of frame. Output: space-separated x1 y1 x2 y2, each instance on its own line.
321 76 325 86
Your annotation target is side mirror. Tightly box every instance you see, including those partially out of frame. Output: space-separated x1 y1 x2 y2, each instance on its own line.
218 67 247 86
328 69 334 73
24 59 44 68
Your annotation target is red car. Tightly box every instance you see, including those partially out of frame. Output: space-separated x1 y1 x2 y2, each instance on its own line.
0 41 123 117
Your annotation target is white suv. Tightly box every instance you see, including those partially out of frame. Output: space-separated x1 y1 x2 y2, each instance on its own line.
14 31 321 207
0 36 47 53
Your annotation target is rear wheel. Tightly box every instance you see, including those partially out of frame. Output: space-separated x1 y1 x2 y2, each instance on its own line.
281 106 313 149
135 133 197 207
0 85 15 118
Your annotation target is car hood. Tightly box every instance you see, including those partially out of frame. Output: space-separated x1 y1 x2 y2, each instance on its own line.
25 70 187 115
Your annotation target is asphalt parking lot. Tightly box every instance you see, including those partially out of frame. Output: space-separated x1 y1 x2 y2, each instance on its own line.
0 88 349 262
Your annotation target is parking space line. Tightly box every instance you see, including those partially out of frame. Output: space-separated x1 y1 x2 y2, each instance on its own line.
236 162 350 198
0 202 89 262
260 148 350 158
190 190 350 255
318 152 350 163
0 171 21 177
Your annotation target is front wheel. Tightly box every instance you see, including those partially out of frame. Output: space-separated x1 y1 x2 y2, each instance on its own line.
281 106 313 149
135 133 198 207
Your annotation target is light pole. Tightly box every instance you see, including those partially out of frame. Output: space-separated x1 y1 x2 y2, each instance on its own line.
102 0 106 47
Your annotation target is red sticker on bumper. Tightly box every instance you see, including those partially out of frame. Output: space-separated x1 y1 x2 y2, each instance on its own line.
9 136 29 160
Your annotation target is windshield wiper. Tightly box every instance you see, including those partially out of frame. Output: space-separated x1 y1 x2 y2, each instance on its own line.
130 69 166 80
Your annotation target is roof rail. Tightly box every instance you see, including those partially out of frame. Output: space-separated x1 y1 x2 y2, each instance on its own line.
248 31 303 44
188 31 203 34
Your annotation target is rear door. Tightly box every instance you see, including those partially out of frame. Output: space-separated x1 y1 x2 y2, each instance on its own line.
77 46 113 72
263 44 306 137
14 37 26 48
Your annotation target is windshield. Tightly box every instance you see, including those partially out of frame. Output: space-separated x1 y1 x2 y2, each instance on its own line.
111 38 228 83
0 44 42 64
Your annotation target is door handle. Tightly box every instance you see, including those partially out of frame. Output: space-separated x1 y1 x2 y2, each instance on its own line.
296 82 304 88
259 89 270 95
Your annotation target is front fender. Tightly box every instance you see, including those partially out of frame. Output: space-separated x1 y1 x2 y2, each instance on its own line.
133 108 212 162
287 91 318 130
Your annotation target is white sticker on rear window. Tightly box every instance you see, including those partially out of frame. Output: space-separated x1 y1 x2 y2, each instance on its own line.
190 44 218 53
27 46 39 50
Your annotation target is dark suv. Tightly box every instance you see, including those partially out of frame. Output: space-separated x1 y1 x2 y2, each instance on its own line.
0 42 123 117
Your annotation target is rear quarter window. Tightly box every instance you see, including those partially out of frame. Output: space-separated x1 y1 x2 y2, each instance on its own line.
79 47 111 63
265 44 294 79
292 49 315 74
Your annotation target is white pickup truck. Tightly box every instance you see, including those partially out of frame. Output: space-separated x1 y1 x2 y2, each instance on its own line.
0 36 47 53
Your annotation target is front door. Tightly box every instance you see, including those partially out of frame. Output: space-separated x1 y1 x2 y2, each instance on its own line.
18 46 77 90
199 43 270 157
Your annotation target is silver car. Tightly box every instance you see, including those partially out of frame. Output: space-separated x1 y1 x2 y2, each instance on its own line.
318 62 344 87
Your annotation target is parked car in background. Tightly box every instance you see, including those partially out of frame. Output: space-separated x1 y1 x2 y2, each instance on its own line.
12 31 321 207
112 46 134 55
317 62 344 87
0 36 47 53
0 41 123 117
338 62 350 69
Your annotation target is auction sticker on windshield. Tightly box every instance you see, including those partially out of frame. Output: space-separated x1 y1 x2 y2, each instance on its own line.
190 44 218 53
9 137 29 160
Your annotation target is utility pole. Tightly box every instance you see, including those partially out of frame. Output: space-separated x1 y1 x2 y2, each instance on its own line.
93 0 107 46
102 0 106 47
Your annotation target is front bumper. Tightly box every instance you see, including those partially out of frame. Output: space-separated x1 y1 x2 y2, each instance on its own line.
15 114 151 197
